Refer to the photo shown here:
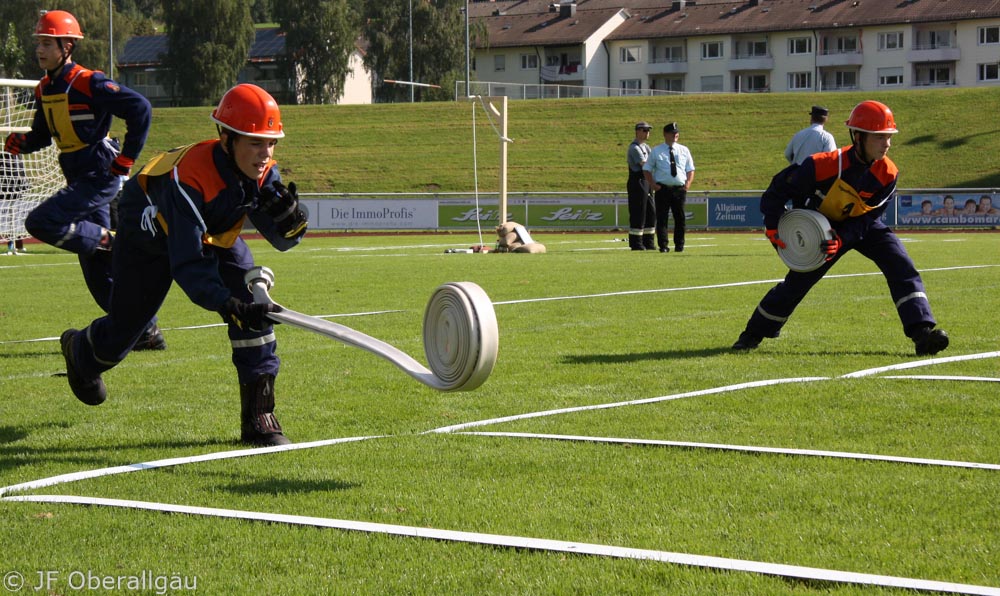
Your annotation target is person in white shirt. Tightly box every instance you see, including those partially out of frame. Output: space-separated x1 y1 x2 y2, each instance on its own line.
785 106 837 165
643 122 695 253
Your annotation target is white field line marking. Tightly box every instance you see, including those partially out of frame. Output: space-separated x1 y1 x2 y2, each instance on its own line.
0 436 384 497
462 432 1000 471
841 352 1000 378
0 310 403 345
427 377 830 434
882 375 1000 382
492 264 998 306
5 495 999 596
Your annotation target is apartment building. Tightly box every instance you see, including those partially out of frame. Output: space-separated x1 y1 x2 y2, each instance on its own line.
468 0 1000 95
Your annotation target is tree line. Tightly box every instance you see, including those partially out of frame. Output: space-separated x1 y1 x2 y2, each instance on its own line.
1 0 476 105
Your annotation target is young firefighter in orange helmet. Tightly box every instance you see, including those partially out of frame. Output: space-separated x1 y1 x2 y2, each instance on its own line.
3 10 164 349
732 100 949 356
60 84 308 447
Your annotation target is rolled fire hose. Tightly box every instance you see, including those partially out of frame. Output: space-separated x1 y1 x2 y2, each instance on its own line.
775 209 837 273
245 266 499 392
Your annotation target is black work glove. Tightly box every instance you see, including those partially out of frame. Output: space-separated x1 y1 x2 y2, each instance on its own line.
218 297 282 331
259 181 307 239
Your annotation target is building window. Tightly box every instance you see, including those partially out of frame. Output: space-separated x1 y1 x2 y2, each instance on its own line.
545 55 561 67
979 26 1000 45
878 32 903 51
878 67 904 87
788 72 812 90
788 37 812 55
653 45 685 63
835 70 857 88
520 54 537 69
735 74 768 92
701 41 723 60
835 36 859 53
735 39 768 58
620 79 641 95
979 63 1000 82
493 55 505 72
620 46 641 64
915 65 952 86
655 77 684 92
700 75 723 92
916 29 952 49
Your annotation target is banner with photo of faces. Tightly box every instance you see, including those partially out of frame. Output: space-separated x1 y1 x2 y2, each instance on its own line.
899 193 1000 227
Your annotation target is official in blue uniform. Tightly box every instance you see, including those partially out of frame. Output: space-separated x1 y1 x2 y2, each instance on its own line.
732 101 949 356
60 84 308 447
4 10 164 349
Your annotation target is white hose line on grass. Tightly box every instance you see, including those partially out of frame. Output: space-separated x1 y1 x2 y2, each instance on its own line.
0 436 384 497
428 377 831 434
247 266 499 392
460 432 1000 471
5 494 999 596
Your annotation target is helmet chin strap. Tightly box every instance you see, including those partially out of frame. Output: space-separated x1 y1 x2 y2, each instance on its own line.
851 131 872 164
46 39 73 79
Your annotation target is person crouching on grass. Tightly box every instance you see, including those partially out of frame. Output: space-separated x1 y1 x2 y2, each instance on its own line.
60 84 308 447
731 100 949 356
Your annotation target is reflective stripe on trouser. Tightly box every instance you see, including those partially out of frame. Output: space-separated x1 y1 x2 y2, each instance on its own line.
24 172 118 255
627 176 655 248
744 224 935 339
25 174 120 311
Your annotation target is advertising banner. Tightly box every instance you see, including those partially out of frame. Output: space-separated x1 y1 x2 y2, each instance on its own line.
898 193 1000 227
437 199 528 229
525 197 619 228
708 196 764 228
300 191 997 231
305 199 438 229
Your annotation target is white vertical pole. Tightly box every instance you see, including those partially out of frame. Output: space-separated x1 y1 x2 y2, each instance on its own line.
498 95 508 225
409 0 414 102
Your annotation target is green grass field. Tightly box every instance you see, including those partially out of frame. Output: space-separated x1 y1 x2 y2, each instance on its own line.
127 87 1000 194
1 231 998 595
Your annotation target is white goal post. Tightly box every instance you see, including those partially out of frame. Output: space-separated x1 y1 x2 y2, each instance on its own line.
0 78 63 251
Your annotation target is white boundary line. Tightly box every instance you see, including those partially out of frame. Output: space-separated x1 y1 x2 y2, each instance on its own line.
0 436 383 497
493 264 999 305
0 310 403 345
5 495 1000 595
461 432 1000 471
427 377 830 433
882 375 1000 382
841 351 1000 378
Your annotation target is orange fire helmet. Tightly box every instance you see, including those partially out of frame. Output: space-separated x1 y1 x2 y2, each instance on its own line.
35 10 84 39
211 84 285 139
845 100 898 134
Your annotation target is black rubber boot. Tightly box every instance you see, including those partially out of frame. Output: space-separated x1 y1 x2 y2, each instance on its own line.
913 326 949 356
240 374 291 447
731 331 763 351
133 324 167 351
60 329 107 405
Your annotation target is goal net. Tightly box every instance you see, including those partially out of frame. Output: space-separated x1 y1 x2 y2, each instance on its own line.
1 78 63 250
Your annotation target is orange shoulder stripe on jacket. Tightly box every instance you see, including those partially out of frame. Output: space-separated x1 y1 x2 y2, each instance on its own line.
811 147 849 181
870 156 899 185
174 141 228 202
